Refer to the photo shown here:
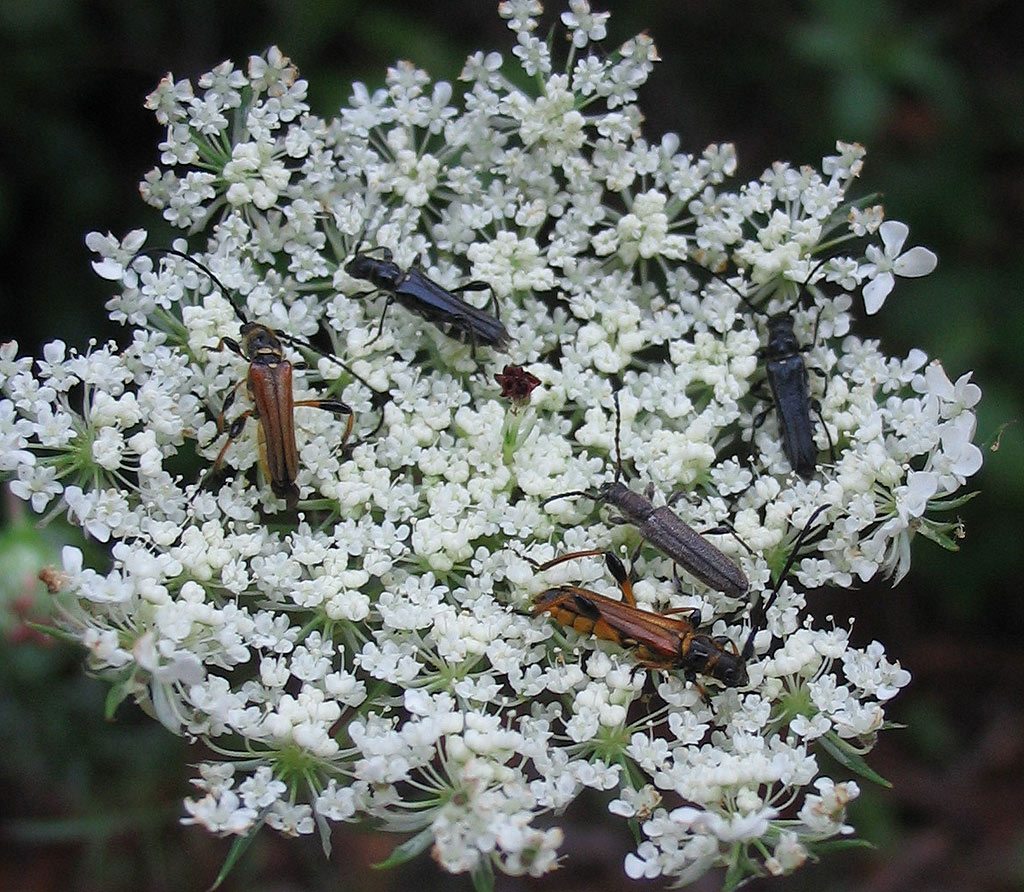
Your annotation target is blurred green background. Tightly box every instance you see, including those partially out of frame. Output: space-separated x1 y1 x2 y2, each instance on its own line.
2 1 1022 890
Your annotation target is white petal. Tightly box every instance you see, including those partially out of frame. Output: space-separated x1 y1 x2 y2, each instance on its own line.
878 220 909 255
905 348 929 372
122 229 148 253
91 257 126 281
61 545 83 575
862 273 894 314
42 340 67 364
84 231 113 252
904 470 938 516
953 372 982 408
952 442 983 477
893 246 937 277
924 361 953 399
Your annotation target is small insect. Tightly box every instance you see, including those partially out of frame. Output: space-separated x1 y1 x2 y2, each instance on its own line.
133 248 380 509
687 258 834 479
529 506 828 687
760 310 819 479
540 393 749 598
344 247 512 351
212 320 353 509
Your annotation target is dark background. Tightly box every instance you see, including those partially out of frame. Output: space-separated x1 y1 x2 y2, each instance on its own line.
1 1 1023 890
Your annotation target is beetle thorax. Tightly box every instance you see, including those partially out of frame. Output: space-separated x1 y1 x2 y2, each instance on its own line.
599 481 654 524
240 323 283 359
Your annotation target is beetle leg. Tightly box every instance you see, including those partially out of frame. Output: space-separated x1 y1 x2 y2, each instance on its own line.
212 409 255 470
663 605 702 625
365 296 394 347
452 279 499 316
523 548 608 572
809 399 836 462
216 379 248 433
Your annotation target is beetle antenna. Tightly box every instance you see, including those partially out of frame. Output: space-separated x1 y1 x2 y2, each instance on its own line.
350 218 371 260
131 247 247 325
539 489 594 509
135 247 388 403
348 204 391 262
612 390 623 483
781 256 833 316
680 255 759 314
273 331 385 400
740 504 830 661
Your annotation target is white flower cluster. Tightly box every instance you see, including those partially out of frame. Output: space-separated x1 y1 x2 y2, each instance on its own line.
0 2 982 887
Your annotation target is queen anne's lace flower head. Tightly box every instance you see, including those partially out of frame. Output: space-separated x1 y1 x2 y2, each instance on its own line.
1 3 980 888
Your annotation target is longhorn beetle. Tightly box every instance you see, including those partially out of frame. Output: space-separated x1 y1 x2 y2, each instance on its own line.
760 310 820 479
541 393 749 598
133 248 384 509
529 505 829 688
344 247 512 351
686 257 835 479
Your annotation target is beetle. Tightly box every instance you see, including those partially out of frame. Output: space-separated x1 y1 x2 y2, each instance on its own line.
540 393 749 598
760 310 820 479
531 550 749 686
132 248 381 508
211 320 353 509
686 258 834 479
344 247 512 351
529 505 829 687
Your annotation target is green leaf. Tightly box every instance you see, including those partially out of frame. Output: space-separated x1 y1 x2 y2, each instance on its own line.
915 521 962 551
372 826 434 870
25 620 78 644
722 862 746 891
313 807 333 858
928 490 980 511
470 855 495 892
722 843 755 891
819 732 892 788
207 811 267 891
813 837 875 852
982 420 1016 452
104 675 134 720
627 815 643 847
